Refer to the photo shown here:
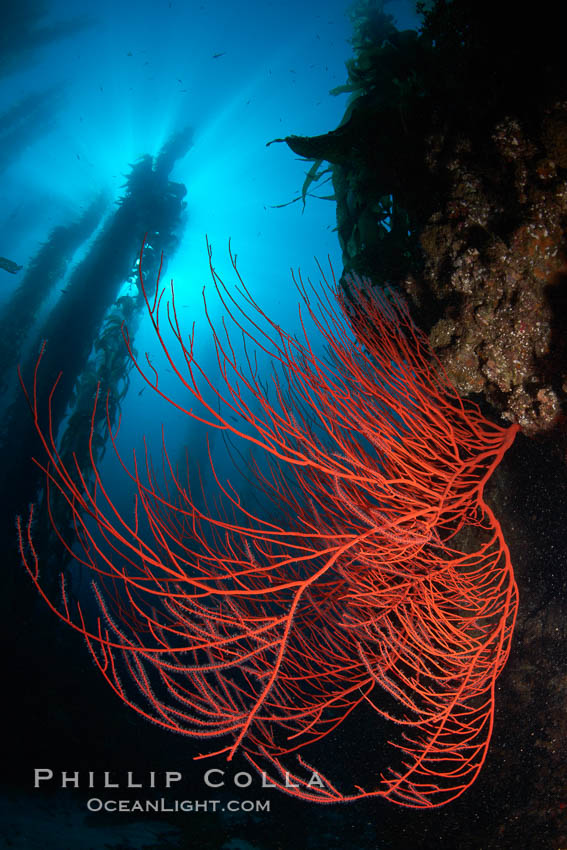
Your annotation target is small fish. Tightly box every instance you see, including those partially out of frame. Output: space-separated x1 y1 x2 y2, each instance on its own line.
212 52 225 59
0 257 22 274
138 387 145 396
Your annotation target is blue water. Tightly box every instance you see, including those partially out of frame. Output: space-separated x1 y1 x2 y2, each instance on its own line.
0 0 419 492
0 0 419 307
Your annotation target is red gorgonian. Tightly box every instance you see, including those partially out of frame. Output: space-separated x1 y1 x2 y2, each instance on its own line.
18 242 519 808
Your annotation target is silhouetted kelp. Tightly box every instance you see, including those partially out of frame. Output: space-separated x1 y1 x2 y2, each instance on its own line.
1 129 191 601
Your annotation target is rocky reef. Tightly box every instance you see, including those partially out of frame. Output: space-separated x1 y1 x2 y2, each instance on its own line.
283 0 567 434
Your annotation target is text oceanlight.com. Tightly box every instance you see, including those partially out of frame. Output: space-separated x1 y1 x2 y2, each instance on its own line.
86 798 270 813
